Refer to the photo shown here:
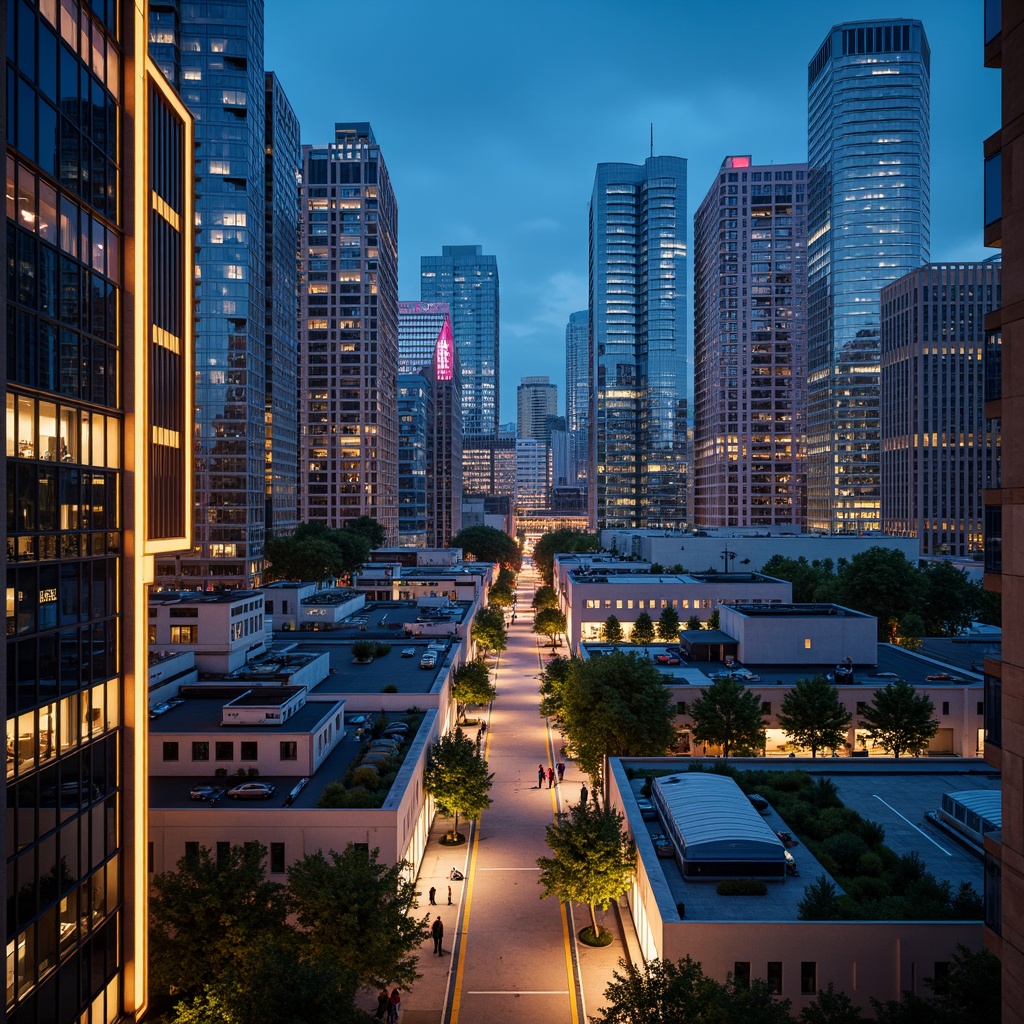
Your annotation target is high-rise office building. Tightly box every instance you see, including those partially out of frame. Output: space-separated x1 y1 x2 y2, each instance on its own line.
806 20 930 534
517 376 558 444
515 438 551 514
421 245 499 439
150 0 271 588
589 157 688 530
880 261 1001 557
565 309 590 497
263 72 301 540
4 4 194 1020
693 155 808 529
298 123 399 539
398 372 433 547
398 300 449 373
981 6 1022 1015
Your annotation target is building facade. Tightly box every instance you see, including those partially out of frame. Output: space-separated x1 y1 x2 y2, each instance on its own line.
150 0 271 588
806 20 931 534
4 3 194 1019
263 72 301 541
693 155 809 529
515 438 551 514
297 122 399 539
517 376 558 444
397 372 433 547
880 261 1001 556
565 309 590 497
589 157 689 530
398 300 449 373
420 244 499 440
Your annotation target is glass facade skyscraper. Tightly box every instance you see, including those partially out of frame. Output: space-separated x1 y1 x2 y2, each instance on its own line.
589 157 688 530
150 0 270 587
806 20 930 534
564 309 589 497
5 3 194 1020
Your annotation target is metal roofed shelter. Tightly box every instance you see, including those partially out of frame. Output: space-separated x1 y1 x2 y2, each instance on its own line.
679 629 738 662
651 772 786 879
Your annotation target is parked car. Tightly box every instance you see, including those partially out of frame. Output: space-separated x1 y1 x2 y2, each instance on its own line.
149 702 171 719
747 793 770 813
776 830 798 848
650 832 675 858
401 647 416 658
190 785 223 801
784 850 799 876
382 725 409 738
166 697 185 708
420 652 437 669
227 782 276 800
636 797 657 821
655 654 681 665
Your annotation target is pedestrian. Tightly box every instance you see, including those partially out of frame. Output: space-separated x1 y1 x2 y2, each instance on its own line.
447 884 452 905
432 915 444 955
538 764 545 788
547 766 554 788
375 987 389 1020
580 783 588 806
387 988 401 1024
556 761 565 781
428 886 436 905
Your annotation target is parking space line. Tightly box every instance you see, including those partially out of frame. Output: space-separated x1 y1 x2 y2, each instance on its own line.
873 795 952 856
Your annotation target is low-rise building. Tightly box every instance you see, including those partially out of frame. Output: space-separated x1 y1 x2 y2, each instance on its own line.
262 581 365 632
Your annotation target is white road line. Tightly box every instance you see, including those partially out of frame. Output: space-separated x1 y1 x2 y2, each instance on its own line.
466 990 570 995
873 795 952 856
475 866 541 871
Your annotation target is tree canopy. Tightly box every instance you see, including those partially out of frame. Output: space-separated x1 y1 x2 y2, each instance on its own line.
488 582 515 609
657 605 680 642
472 606 508 656
265 521 372 584
601 615 624 644
451 525 522 571
423 726 494 839
451 660 496 720
777 675 853 757
536 799 635 939
759 554 837 603
532 584 559 611
344 514 386 549
630 611 655 647
538 655 573 722
533 528 600 586
858 680 939 757
689 676 766 757
533 607 567 648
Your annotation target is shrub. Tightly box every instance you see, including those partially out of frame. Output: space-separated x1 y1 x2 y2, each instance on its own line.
846 876 889 902
317 783 379 809
859 819 886 847
797 875 840 920
856 851 884 877
374 643 392 657
214 768 228 778
818 807 862 836
810 777 841 809
717 879 768 896
247 767 259 777
382 684 398 693
950 881 983 918
350 766 380 790
352 640 376 661
822 832 869 873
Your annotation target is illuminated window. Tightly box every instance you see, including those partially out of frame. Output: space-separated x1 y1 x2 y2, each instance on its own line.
804 638 812 649
171 625 197 644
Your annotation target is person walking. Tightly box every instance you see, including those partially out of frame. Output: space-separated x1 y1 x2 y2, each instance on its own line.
387 988 401 1024
547 766 555 789
432 915 444 955
447 885 452 905
537 764 545 788
428 886 436 905
556 761 565 781
580 783 588 806
375 988 389 1020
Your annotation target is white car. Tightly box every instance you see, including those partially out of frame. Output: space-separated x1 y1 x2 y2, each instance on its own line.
227 782 276 800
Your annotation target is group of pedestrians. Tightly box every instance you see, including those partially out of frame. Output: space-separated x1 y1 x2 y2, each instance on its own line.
537 762 566 789
375 987 402 1023
427 885 452 906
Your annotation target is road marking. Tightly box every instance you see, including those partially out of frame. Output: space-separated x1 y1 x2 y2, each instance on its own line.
476 866 540 871
872 795 952 856
466 990 570 995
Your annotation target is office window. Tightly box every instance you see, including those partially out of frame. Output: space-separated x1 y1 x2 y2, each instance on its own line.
801 962 817 995
280 741 298 761
215 741 233 761
192 741 209 761
804 638 812 649
942 702 950 716
270 842 286 874
171 625 197 643
734 962 751 989
676 701 688 715
240 741 257 761
163 741 179 761
977 701 984 716
767 962 782 994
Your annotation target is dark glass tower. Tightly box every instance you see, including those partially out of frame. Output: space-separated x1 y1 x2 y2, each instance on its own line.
806 20 930 533
564 310 590 496
4 3 194 1020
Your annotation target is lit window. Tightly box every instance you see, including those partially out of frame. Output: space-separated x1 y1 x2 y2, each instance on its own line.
804 638 812 649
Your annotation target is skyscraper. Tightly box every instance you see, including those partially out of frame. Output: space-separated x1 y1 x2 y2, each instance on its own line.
264 72 301 540
589 157 688 530
806 20 930 533
5 4 194 1020
298 123 399 539
565 309 590 497
398 373 433 547
421 245 499 439
517 376 558 444
398 300 450 373
150 0 272 588
693 156 808 528
880 261 1001 556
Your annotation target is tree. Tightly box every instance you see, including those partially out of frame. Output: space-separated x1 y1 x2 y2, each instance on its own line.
859 679 939 757
496 566 517 590
777 675 853 757
536 800 635 940
689 676 765 758
451 660 496 721
800 983 864 1024
601 615 624 643
551 651 676 786
707 607 721 630
920 561 983 637
423 726 494 840
630 611 655 647
894 612 925 651
344 514 386 549
533 528 600 586
759 554 837 603
265 522 371 583
797 875 841 921
150 842 289 1002
926 944 1000 1024
538 655 573 721
834 547 926 641
533 607 567 648
472 606 508 657
451 525 522 571
488 582 515 609
532 584 559 611
657 605 680 642
685 614 702 631
288 845 426 990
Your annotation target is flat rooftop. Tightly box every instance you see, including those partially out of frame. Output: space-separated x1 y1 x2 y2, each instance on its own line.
150 590 262 605
727 603 871 619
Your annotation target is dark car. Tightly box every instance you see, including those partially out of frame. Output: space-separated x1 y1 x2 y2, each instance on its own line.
227 782 276 800
636 797 657 821
190 785 224 801
650 833 675 859
747 793 770 813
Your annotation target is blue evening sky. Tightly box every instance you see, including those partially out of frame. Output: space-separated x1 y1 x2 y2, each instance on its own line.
264 0 998 422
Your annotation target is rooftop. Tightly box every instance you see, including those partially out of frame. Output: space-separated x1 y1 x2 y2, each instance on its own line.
726 603 871 619
150 590 262 605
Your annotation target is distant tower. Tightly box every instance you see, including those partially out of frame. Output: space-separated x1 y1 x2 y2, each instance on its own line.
298 123 399 539
880 261 1001 556
517 376 558 444
693 155 808 528
565 310 590 495
589 157 688 529
806 20 930 533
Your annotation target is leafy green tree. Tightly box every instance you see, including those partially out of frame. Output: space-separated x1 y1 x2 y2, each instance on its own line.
797 875 841 921
451 660 496 721
451 525 522 570
657 605 680 642
488 582 515 609
601 615 624 643
537 800 635 940
630 611 655 647
778 675 853 757
496 566 517 590
920 561 983 637
344 514 386 549
800 982 864 1024
551 651 675 786
288 845 426 990
690 676 765 758
894 612 925 651
835 547 927 641
859 680 939 757
472 606 508 657
759 554 838 603
533 607 567 648
538 655 573 721
150 842 289 1002
926 944 1001 1024
423 726 494 840
532 584 559 611
685 614 702 631
533 528 600 586
707 607 721 630
265 533 348 583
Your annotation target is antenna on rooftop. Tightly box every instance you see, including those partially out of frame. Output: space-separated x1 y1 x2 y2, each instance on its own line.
650 123 654 158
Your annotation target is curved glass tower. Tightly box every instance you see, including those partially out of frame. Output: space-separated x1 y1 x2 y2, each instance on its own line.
806 20 930 533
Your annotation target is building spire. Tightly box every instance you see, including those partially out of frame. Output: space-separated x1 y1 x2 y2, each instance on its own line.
650 122 654 158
